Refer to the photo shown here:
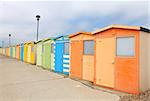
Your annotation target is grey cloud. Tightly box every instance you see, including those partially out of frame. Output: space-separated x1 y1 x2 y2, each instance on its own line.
0 1 149 47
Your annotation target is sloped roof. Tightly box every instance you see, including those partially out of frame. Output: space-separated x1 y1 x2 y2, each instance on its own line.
69 32 92 38
42 37 55 42
92 24 150 34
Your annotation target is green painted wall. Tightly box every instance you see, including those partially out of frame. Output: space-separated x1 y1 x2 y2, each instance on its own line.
36 42 43 66
42 40 52 69
12 47 16 58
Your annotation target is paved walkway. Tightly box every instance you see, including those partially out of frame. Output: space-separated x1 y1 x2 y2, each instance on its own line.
0 55 120 101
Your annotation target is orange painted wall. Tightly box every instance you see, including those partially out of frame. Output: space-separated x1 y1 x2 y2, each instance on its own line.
70 41 83 79
70 34 94 81
16 45 20 59
115 29 139 94
8 48 10 56
94 28 139 94
6 48 8 56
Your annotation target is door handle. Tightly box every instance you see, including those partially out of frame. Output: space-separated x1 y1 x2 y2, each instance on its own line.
111 61 115 64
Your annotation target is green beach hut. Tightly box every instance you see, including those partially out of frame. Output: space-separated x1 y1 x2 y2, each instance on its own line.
12 46 16 58
42 38 55 70
36 40 43 66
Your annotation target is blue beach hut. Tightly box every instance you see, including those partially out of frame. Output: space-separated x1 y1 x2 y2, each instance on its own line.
20 43 24 61
54 35 70 75
10 46 13 57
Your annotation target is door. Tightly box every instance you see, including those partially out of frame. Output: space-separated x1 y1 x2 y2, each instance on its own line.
70 41 83 79
31 45 35 64
45 43 51 69
37 44 42 66
27 45 31 63
83 56 94 82
54 42 64 73
21 45 24 61
82 40 94 82
95 37 115 88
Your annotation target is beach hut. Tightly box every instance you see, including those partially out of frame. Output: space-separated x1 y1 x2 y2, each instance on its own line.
27 42 36 64
12 46 16 58
42 38 55 70
3 48 6 55
27 43 31 63
20 43 24 61
5 47 9 56
24 43 28 62
5 47 7 56
31 42 36 64
10 46 13 57
8 47 10 56
36 40 43 66
92 25 150 94
69 32 94 81
16 44 20 59
4 48 6 55
54 35 70 74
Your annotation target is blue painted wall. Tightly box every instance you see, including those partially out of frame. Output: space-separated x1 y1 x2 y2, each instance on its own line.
54 36 70 74
54 42 64 73
10 47 13 57
20 44 24 61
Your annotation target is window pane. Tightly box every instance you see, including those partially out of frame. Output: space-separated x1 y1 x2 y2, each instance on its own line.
117 37 135 56
51 43 54 53
64 42 69 55
84 40 94 55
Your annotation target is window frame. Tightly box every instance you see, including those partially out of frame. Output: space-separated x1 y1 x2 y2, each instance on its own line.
116 36 135 57
64 42 70 55
83 40 94 55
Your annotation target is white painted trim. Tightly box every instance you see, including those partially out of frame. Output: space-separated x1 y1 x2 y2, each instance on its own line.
63 59 70 63
63 55 70 58
63 64 70 67
63 69 69 72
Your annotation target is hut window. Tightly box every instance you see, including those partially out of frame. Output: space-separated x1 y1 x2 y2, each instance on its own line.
51 43 54 53
116 37 135 56
64 42 69 55
84 40 94 55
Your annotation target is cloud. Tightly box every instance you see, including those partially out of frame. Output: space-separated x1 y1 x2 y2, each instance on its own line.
0 1 149 46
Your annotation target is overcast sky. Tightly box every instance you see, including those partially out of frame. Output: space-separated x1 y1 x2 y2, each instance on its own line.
0 0 149 47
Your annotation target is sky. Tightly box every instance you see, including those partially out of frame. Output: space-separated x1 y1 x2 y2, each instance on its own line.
0 0 149 47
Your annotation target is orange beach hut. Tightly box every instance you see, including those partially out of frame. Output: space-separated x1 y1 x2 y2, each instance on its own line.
8 47 10 56
69 32 95 82
5 47 9 56
92 25 150 94
16 44 20 59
